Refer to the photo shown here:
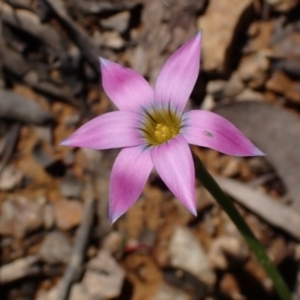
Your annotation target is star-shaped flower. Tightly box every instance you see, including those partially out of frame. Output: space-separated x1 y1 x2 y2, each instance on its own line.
61 32 263 223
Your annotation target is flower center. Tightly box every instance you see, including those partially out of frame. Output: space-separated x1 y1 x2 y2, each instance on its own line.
141 109 181 146
154 124 176 143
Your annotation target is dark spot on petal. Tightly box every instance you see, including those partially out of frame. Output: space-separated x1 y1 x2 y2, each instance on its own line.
203 130 214 138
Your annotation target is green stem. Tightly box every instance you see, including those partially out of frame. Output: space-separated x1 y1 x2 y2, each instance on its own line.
193 154 292 300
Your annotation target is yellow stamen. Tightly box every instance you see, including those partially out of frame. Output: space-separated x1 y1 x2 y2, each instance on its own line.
141 109 181 145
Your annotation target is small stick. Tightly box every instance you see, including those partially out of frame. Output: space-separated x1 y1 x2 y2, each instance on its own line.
57 180 95 300
0 123 20 174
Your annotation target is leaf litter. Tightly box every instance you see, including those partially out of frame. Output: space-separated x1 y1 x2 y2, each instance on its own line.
1 0 300 299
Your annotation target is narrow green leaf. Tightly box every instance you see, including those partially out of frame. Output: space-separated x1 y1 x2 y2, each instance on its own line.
193 155 292 300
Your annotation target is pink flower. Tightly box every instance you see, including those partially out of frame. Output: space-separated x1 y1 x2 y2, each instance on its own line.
61 32 263 223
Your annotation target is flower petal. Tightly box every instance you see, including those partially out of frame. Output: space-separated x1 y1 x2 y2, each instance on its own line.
151 135 197 215
182 110 265 156
100 58 154 112
60 111 144 150
109 146 153 223
154 32 201 114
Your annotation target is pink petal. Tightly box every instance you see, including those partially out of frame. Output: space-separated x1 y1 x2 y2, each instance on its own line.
154 32 201 114
182 110 265 156
151 135 197 215
60 111 144 150
109 146 153 223
100 58 154 112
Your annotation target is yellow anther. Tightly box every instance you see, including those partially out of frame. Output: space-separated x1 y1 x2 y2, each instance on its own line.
154 124 174 143
141 109 181 146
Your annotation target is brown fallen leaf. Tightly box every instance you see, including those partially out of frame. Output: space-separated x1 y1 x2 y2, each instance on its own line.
40 0 100 73
214 176 300 241
0 196 44 238
100 11 131 33
197 0 253 73
74 0 138 14
0 2 67 61
0 41 78 105
272 31 300 60
214 101 300 206
0 89 52 124
53 199 83 230
266 71 300 103
266 0 299 12
245 20 274 53
132 0 201 82
237 51 270 89
270 58 300 78
0 38 31 78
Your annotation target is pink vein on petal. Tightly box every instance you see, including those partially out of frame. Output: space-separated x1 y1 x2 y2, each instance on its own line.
100 58 154 112
109 146 153 223
151 135 197 215
154 32 201 114
60 111 144 150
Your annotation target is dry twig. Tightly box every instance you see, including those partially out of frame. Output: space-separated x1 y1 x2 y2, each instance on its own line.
0 123 20 174
57 180 95 300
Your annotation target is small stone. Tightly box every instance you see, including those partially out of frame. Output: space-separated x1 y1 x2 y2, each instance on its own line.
208 236 247 269
222 72 245 98
130 44 148 76
238 51 270 89
206 80 226 96
152 283 190 300
268 237 289 265
0 196 43 238
53 199 83 230
43 204 55 229
33 142 56 168
36 285 59 300
37 283 93 300
200 95 215 111
235 88 264 102
83 250 125 299
102 231 123 253
139 228 157 249
62 150 75 166
104 31 125 49
38 231 72 264
60 175 83 198
69 284 93 300
64 113 81 126
81 148 103 173
266 0 298 12
221 157 241 177
101 11 130 33
94 31 125 49
169 226 216 285
33 126 52 144
0 165 23 191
